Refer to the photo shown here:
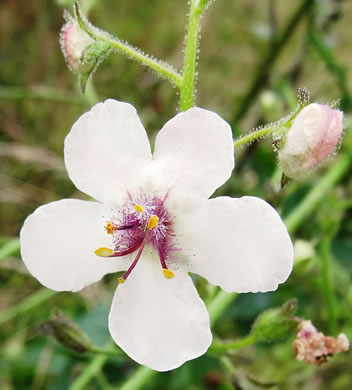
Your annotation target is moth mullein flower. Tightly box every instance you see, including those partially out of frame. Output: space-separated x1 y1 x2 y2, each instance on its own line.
278 103 343 179
20 100 294 371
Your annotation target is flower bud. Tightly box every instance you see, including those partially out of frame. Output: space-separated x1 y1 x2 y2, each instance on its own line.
278 103 343 179
60 21 95 73
41 311 93 354
252 299 298 343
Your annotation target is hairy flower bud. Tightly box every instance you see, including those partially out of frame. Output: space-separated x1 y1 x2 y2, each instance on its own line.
278 103 343 179
252 299 298 343
41 311 93 354
60 21 95 73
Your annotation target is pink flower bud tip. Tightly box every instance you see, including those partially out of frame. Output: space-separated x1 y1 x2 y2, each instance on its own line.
60 21 94 73
279 103 343 179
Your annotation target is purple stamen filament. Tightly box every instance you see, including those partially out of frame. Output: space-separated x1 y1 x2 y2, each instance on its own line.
109 239 144 257
119 240 145 283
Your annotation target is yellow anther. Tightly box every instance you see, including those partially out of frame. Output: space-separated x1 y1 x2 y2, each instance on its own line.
134 204 144 213
147 215 159 230
163 269 175 279
95 247 113 257
105 221 118 235
118 277 125 284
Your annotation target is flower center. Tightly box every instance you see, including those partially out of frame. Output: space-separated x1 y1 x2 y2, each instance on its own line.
94 194 176 283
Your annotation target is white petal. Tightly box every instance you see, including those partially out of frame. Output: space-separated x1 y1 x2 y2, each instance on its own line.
64 100 152 203
178 196 293 293
20 199 129 292
108 249 212 371
151 108 234 199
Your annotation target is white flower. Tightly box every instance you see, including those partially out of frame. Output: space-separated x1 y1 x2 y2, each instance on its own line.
20 100 293 371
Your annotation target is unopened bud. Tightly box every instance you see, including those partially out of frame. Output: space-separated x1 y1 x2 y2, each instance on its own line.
252 299 298 343
59 4 112 92
293 320 349 365
60 21 95 73
278 103 343 179
41 311 93 354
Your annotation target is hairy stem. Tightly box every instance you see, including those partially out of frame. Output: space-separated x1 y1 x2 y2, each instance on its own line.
179 0 205 111
234 126 277 149
96 33 182 87
75 3 182 88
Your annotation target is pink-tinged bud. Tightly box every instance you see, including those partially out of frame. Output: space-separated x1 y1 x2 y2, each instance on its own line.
60 21 95 73
278 103 343 179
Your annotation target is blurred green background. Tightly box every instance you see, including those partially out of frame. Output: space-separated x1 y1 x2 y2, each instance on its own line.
1 0 352 389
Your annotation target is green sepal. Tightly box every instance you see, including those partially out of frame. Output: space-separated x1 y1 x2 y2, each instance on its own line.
79 40 112 92
251 299 299 343
41 310 93 354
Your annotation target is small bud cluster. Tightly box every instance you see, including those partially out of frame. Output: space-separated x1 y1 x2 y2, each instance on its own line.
293 320 349 365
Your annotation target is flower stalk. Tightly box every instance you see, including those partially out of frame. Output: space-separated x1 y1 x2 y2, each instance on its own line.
179 0 214 111
179 0 203 111
73 2 182 88
209 333 257 354
234 125 282 149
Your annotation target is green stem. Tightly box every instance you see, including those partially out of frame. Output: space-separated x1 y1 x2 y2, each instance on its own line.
209 333 256 354
120 366 157 390
69 341 114 390
208 290 238 327
320 235 337 334
284 154 350 234
75 4 182 88
179 0 204 111
234 126 277 149
198 0 214 9
89 346 124 357
0 238 20 261
97 33 182 87
0 288 56 326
